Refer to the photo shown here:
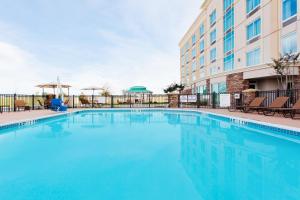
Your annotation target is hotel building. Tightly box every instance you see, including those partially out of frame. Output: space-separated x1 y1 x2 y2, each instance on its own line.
179 0 300 94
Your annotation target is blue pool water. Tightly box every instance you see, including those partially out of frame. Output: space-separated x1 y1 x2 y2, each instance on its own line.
0 110 299 200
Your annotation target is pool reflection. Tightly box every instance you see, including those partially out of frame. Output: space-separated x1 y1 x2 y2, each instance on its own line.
180 115 300 200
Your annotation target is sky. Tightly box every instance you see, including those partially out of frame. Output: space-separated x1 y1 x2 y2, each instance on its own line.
0 0 202 94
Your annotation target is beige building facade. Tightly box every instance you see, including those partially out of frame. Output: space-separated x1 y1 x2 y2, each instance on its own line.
179 0 300 94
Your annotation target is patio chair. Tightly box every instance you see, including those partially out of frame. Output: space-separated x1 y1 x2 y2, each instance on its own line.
278 99 300 119
64 99 69 107
50 99 67 112
229 97 266 112
36 99 44 109
262 96 290 116
79 97 92 107
15 100 30 111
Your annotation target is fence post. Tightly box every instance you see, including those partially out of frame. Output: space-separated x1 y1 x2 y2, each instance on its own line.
111 96 114 108
32 94 35 110
178 94 180 108
149 95 151 108
13 93 16 112
276 89 280 97
72 95 75 108
197 93 200 108
92 95 94 108
212 92 216 109
130 95 132 108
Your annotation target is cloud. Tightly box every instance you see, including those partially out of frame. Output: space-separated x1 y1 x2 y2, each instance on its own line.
0 41 65 94
0 41 41 94
0 0 202 94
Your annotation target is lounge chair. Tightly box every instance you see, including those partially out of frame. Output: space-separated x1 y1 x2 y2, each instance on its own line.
279 99 300 119
50 99 67 111
64 99 69 107
15 100 30 111
37 99 45 109
262 96 290 116
229 97 266 112
79 98 92 107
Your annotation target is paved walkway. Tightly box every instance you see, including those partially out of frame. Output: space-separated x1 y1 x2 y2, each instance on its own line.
0 109 77 125
203 109 300 128
0 108 299 129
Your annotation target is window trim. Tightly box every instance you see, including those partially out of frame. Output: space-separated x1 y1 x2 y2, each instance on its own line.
246 47 261 67
246 17 261 43
210 29 217 45
224 7 234 33
281 31 298 54
282 0 298 22
210 9 217 27
246 0 261 15
199 23 205 38
210 48 217 63
199 56 205 67
199 39 205 53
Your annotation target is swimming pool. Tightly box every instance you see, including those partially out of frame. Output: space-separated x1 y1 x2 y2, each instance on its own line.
0 110 299 200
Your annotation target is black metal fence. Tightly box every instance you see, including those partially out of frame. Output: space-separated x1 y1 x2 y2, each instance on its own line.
256 89 300 108
1 89 299 113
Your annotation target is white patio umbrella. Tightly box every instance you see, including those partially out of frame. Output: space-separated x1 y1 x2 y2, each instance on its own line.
57 76 64 101
36 82 71 96
81 86 104 95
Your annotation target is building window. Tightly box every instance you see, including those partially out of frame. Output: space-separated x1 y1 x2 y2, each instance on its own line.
224 0 233 11
224 8 234 32
247 0 260 14
192 48 196 58
200 69 206 79
200 23 205 37
246 48 260 66
282 32 297 54
224 31 234 53
210 29 217 44
210 66 218 75
218 82 227 92
247 18 261 41
249 81 257 89
192 73 196 82
282 0 297 21
210 48 217 62
192 61 196 71
199 40 205 52
185 66 189 74
192 34 196 45
211 83 219 92
199 56 205 67
211 82 227 93
224 54 234 71
185 54 189 64
185 41 189 51
197 85 207 94
210 10 217 26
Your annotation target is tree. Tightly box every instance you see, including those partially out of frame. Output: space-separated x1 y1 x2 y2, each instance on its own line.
269 52 300 89
164 83 185 94
101 85 111 97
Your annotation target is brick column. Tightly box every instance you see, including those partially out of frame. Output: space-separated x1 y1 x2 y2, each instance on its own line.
226 72 249 93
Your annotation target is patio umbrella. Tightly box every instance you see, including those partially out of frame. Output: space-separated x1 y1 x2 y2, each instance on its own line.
81 86 103 95
57 76 63 101
36 82 71 96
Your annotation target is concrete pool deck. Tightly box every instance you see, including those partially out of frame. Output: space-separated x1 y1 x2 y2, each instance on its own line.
0 108 299 129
